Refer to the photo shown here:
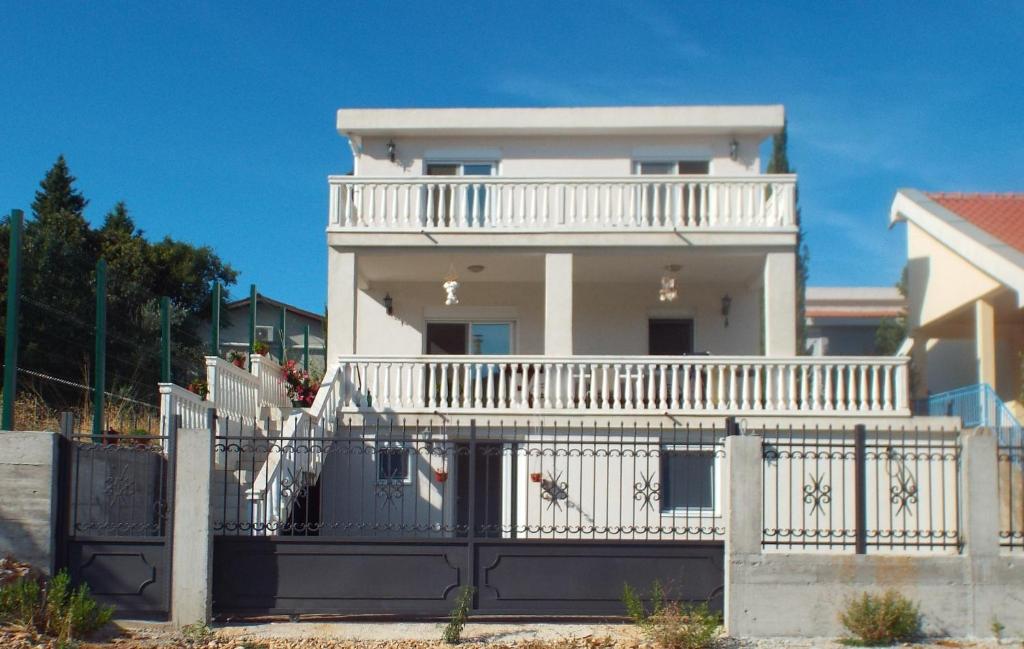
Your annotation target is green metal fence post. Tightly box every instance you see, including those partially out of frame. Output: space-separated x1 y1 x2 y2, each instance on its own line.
279 305 287 362
248 284 257 366
2 209 24 430
160 296 171 383
92 259 107 440
303 325 310 372
210 282 221 356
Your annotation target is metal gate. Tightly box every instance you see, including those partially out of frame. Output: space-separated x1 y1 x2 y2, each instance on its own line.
57 419 175 619
212 417 725 617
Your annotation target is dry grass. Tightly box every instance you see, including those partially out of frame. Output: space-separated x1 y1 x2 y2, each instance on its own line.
5 390 159 436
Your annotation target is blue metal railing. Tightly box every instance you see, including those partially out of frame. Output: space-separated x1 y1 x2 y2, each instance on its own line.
915 383 1022 446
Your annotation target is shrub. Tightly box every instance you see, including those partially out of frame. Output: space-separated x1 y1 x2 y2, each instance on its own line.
180 621 214 643
644 602 721 649
0 568 112 643
622 580 667 625
441 585 474 644
839 590 921 646
0 575 44 628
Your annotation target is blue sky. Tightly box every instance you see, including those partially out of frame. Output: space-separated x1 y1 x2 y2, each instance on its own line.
2 2 1022 313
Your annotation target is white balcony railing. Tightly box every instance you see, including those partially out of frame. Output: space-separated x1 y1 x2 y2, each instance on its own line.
334 356 909 415
328 175 796 232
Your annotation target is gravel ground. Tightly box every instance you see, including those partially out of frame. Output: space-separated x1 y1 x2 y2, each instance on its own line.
0 621 1017 648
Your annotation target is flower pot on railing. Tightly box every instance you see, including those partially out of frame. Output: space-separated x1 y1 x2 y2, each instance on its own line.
530 472 542 483
434 469 448 483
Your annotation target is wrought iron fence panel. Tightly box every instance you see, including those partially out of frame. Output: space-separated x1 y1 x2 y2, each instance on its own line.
213 416 726 541
998 436 1024 550
760 425 960 552
67 431 171 538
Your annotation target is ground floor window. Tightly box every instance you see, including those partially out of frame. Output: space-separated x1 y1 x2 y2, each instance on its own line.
377 444 412 483
660 448 717 515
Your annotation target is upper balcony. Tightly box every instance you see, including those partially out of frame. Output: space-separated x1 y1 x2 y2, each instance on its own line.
327 174 796 238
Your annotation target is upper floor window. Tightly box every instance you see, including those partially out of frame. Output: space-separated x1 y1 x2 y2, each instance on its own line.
636 160 710 175
425 163 496 227
635 160 710 224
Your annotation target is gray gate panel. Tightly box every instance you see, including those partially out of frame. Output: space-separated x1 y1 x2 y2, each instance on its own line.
66 539 169 617
475 541 723 615
213 537 465 615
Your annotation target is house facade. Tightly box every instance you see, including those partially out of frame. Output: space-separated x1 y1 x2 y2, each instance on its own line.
805 286 905 356
891 189 1024 425
206 292 326 373
323 106 909 420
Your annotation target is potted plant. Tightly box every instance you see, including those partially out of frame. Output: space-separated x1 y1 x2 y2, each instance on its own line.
187 379 208 399
282 360 320 408
227 350 247 368
530 472 543 483
253 340 270 356
434 468 449 483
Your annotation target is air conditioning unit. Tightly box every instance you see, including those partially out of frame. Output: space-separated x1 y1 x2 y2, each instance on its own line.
255 325 275 343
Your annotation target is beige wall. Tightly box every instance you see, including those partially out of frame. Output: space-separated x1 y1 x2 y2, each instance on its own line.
906 222 1000 331
353 133 763 178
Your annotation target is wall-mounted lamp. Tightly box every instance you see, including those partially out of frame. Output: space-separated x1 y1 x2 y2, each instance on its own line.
729 138 739 161
721 294 732 327
383 292 394 316
386 139 396 163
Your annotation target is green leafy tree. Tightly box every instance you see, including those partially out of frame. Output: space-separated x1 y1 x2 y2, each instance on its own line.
767 122 810 354
3 156 238 408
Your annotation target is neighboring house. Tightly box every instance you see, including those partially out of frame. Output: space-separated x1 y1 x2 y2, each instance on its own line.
890 190 1024 421
203 292 326 373
805 286 906 356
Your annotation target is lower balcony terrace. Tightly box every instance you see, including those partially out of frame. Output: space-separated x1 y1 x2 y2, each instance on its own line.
333 355 910 416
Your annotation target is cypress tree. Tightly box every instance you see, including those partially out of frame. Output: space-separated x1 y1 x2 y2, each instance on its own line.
767 122 810 354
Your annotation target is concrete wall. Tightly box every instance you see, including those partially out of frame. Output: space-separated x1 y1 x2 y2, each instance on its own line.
726 430 1024 639
0 432 59 575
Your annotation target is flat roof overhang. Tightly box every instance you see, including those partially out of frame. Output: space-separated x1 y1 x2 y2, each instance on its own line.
337 105 785 138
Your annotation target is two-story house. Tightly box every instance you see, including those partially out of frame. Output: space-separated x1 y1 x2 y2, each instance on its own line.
167 106 949 620
321 106 907 418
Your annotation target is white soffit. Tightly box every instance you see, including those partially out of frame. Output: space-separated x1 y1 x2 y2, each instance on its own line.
337 105 785 137
890 188 1024 307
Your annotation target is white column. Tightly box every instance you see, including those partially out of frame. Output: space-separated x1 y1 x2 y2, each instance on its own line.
544 253 573 356
975 297 996 388
171 419 214 627
327 250 357 363
763 252 797 356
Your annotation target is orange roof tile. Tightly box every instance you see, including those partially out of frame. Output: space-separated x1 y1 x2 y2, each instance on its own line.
928 193 1024 254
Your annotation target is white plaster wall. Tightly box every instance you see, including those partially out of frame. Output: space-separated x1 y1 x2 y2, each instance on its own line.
351 280 761 358
353 134 763 178
574 281 761 356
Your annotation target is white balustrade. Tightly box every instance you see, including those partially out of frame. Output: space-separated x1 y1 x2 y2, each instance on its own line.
250 364 345 533
328 175 797 232
334 356 910 415
205 356 260 421
250 354 292 409
158 383 211 451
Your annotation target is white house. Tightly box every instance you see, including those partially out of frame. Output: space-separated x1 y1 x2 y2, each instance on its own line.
146 106 996 625
321 105 909 420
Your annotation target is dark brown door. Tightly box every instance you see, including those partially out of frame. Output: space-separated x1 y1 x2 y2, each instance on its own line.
426 322 468 355
648 319 694 356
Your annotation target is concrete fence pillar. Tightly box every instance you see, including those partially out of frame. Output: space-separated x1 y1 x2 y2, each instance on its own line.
962 427 999 559
171 419 215 628
724 434 763 634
